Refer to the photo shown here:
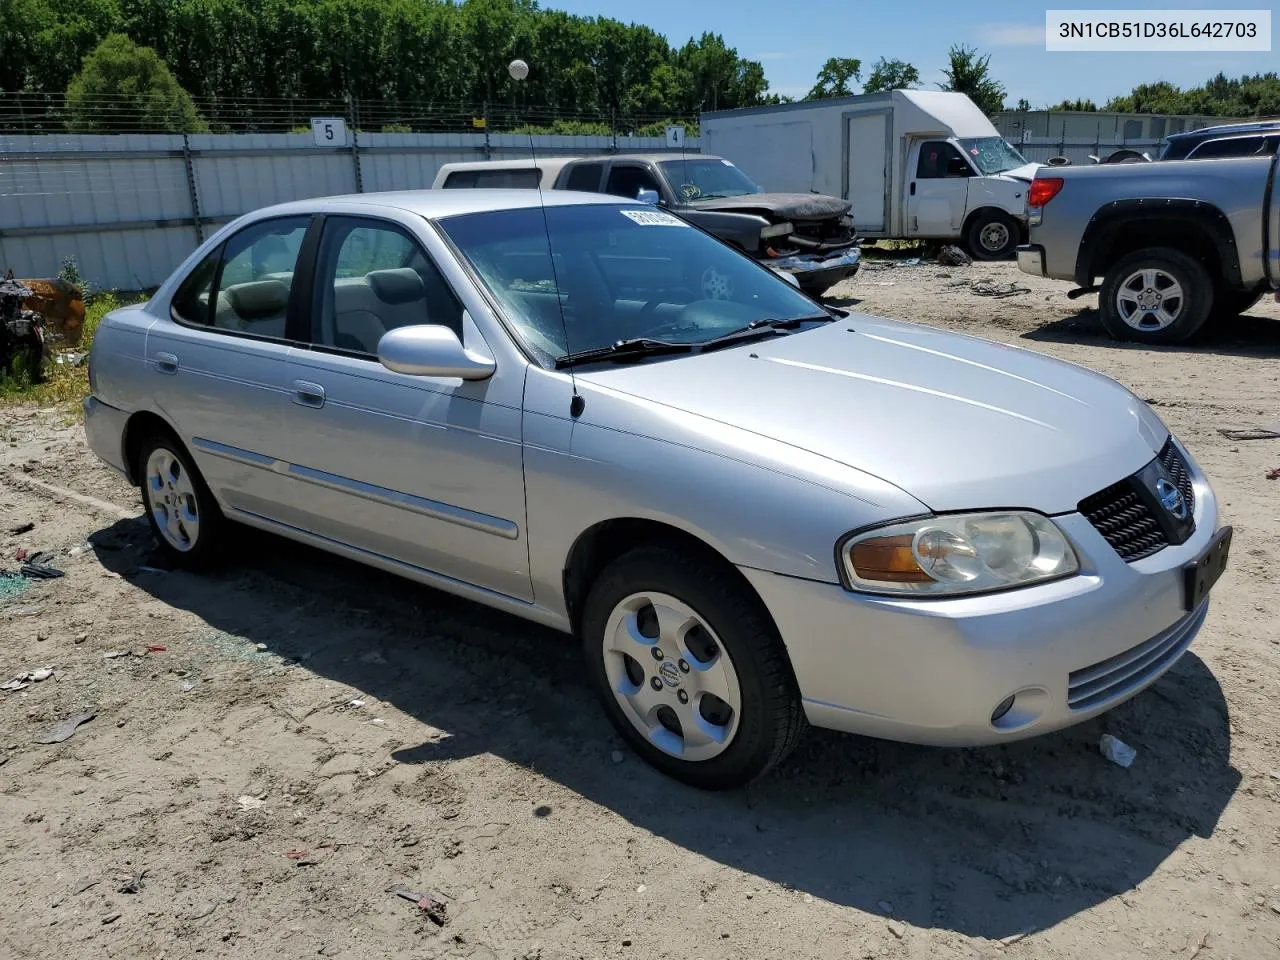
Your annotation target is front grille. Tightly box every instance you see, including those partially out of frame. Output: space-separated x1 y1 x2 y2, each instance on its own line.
1159 440 1194 508
1078 439 1195 562
1067 603 1206 710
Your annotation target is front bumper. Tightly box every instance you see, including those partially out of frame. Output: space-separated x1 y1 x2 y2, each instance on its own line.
741 443 1223 746
1016 243 1046 278
768 247 862 293
83 394 131 479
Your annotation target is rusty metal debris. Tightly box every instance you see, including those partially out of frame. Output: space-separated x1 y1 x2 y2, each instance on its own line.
0 270 86 378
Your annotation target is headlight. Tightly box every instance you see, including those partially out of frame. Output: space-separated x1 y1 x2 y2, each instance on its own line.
759 221 794 239
840 511 1078 597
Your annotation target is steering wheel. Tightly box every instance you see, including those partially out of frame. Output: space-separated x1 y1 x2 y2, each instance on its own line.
678 182 702 201
700 266 733 301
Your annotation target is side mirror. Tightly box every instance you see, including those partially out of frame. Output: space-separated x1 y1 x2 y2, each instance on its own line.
377 325 496 380
636 187 660 205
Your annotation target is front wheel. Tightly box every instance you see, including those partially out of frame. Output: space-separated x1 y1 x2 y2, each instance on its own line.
966 210 1020 260
581 545 805 789
1098 247 1213 344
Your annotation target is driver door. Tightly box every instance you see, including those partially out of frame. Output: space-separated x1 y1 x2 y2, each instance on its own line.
907 140 971 237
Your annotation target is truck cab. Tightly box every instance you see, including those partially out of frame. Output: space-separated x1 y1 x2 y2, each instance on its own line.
704 90 1040 260
906 136 1038 258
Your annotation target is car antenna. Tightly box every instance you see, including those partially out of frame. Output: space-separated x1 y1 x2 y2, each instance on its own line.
511 58 584 419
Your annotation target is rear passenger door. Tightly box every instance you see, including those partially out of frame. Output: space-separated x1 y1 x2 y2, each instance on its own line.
145 215 312 519
279 214 532 600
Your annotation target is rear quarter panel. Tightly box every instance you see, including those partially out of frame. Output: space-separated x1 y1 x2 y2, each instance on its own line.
1032 156 1274 284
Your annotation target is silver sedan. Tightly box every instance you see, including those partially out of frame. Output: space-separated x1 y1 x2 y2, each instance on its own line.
83 189 1232 789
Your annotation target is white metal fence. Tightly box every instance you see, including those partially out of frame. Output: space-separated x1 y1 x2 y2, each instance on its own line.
1017 135 1165 166
0 131 702 291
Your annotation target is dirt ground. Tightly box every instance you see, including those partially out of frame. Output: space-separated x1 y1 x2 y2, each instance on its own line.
3 261 1280 960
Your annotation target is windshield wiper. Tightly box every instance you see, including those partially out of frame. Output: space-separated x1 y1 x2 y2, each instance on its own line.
696 315 834 352
555 316 833 368
555 337 693 369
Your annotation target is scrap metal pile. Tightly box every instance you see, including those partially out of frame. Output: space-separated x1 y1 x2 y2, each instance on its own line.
0 270 87 380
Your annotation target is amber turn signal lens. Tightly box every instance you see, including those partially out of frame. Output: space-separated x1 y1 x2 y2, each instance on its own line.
848 534 931 583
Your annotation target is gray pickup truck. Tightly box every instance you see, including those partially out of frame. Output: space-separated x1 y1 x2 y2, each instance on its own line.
432 153 862 297
1017 154 1279 344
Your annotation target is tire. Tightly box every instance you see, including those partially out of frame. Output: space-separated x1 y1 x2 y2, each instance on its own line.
966 210 1020 261
581 545 806 790
137 433 227 569
1098 247 1214 345
1214 288 1263 320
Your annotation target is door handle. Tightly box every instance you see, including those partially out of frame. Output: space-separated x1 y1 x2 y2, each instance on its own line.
153 351 179 374
292 379 325 408
909 182 916 196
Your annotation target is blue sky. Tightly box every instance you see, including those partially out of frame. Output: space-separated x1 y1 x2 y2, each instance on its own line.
543 0 1277 106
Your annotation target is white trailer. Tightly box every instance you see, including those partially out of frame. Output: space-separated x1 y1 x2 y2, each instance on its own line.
703 90 1040 259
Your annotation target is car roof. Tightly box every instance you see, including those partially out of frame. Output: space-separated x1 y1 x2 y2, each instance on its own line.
243 188 640 221
1166 119 1280 141
434 157 578 173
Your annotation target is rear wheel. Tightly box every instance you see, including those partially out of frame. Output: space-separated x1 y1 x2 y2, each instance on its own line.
581 545 805 789
1098 247 1214 344
137 434 227 568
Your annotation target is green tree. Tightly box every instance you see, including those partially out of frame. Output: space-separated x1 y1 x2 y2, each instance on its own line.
938 44 1005 115
1014 98 1031 111
1052 98 1097 111
807 56 862 99
65 33 206 132
862 57 919 94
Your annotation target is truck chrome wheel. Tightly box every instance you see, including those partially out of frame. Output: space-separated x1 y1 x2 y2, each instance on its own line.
602 591 742 761
1115 267 1184 331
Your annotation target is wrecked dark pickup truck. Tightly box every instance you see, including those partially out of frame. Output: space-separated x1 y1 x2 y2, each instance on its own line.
433 153 861 297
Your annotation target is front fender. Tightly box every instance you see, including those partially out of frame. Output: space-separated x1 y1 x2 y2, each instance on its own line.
677 209 769 252
520 367 926 619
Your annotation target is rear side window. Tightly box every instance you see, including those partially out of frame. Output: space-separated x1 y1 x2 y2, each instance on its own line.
442 168 540 189
170 216 309 339
1186 135 1272 160
564 162 604 191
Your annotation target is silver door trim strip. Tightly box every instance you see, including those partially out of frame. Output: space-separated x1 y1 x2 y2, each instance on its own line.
191 436 519 540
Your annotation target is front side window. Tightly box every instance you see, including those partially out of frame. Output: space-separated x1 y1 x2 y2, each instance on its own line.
605 165 662 200
657 158 761 201
170 216 308 337
437 203 824 364
311 217 462 355
916 141 972 179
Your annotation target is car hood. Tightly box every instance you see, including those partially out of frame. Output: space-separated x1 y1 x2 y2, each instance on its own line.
690 192 851 220
994 162 1042 182
577 315 1168 514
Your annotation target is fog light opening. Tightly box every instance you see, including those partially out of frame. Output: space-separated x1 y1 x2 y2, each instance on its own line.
991 695 1016 725
989 687 1050 731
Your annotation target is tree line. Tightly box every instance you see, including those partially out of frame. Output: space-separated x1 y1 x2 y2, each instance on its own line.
1 0 774 130
1 1 1276 135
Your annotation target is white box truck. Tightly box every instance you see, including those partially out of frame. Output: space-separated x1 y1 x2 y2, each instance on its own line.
702 90 1041 259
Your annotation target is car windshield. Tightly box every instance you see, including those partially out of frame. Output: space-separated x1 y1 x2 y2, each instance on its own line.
437 202 824 364
657 158 762 201
956 137 1028 175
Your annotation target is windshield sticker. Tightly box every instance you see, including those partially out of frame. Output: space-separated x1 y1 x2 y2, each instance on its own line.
621 209 687 226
